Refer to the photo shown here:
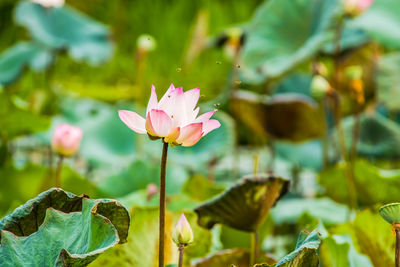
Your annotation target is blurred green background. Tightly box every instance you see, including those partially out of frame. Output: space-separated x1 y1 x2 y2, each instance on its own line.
2 0 400 266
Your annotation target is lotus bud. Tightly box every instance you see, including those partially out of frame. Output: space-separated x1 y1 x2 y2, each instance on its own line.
137 34 157 53
146 183 158 201
343 0 374 17
314 62 328 76
51 124 83 157
31 0 65 8
223 27 244 61
172 213 193 246
311 75 331 100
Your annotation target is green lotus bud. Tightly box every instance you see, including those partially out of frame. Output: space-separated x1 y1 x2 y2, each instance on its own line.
379 203 400 224
310 75 330 100
345 65 363 80
136 34 157 52
172 213 193 246
314 62 328 76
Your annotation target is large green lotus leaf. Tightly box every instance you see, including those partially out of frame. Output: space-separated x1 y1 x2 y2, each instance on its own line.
92 207 211 267
275 230 320 267
195 175 289 232
240 0 338 83
0 95 50 140
319 160 400 206
0 164 100 217
322 26 370 54
334 209 394 267
273 73 312 97
320 234 373 267
15 2 112 64
231 91 324 142
350 0 400 49
194 249 277 267
377 52 400 111
0 188 130 267
274 140 323 170
338 114 400 159
0 188 129 243
271 198 349 225
0 41 53 86
98 158 188 198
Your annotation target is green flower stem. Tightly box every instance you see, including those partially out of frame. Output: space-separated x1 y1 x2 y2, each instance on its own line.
332 15 358 212
396 225 400 267
320 97 329 169
159 141 169 267
178 244 185 267
55 155 64 188
0 138 8 167
350 111 361 161
250 231 259 266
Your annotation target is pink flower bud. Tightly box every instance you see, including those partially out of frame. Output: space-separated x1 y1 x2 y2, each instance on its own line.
172 213 193 246
51 124 83 157
146 183 158 201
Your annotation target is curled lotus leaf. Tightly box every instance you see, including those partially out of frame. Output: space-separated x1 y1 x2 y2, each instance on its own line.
276 230 321 267
0 188 130 266
0 188 129 243
231 90 324 142
340 114 400 160
195 174 289 232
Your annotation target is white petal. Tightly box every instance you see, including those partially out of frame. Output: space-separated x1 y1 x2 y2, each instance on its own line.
146 85 158 114
118 110 146 134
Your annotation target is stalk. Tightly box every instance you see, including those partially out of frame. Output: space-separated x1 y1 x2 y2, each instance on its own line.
321 97 329 169
253 154 259 174
55 155 64 188
178 244 185 267
0 138 8 167
250 231 259 266
332 16 358 212
159 141 169 267
350 111 361 161
395 224 400 267
267 138 275 175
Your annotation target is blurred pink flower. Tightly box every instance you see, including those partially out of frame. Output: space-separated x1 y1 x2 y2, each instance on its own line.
119 84 220 147
146 183 158 201
51 124 83 157
31 0 65 8
344 0 374 17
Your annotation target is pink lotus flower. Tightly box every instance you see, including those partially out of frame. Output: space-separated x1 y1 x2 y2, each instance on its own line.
343 0 374 17
51 124 83 157
119 84 221 147
31 0 65 8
